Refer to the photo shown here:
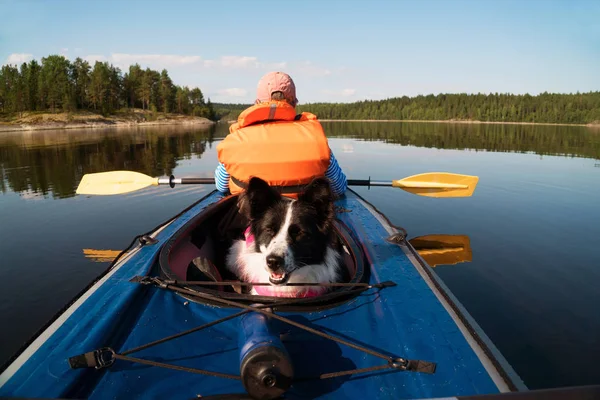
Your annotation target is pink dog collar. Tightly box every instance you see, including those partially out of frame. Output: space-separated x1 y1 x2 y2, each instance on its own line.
244 226 255 248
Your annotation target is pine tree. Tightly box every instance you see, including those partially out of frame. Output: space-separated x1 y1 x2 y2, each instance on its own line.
175 86 191 114
159 69 175 113
138 69 152 110
0 65 20 113
72 58 91 109
88 61 111 113
147 69 161 111
38 55 73 112
108 64 123 112
123 64 142 108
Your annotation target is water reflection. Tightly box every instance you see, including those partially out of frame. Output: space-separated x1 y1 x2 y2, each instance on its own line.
409 234 472 267
0 125 216 199
322 121 600 160
2 121 600 200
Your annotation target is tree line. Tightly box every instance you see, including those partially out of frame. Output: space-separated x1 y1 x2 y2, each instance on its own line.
214 92 600 125
0 54 217 119
211 102 249 122
2 55 599 125
297 92 600 125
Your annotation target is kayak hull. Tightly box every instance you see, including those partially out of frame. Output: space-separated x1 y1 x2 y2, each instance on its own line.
0 190 525 399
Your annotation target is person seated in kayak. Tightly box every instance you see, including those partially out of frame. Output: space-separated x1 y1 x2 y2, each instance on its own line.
214 71 347 198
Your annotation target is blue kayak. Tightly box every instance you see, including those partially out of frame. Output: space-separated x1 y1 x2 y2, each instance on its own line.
0 189 528 399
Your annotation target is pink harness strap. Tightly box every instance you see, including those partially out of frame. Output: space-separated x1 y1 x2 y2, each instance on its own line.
253 285 326 298
244 226 255 248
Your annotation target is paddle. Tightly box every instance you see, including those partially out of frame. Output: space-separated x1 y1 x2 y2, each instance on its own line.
408 234 472 267
83 249 122 263
76 171 478 198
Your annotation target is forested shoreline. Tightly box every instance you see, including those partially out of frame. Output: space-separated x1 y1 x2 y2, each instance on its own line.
0 54 217 121
297 92 600 125
215 92 600 125
2 54 599 126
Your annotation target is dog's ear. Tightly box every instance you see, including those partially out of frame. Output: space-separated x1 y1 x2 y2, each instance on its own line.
238 177 281 220
297 177 335 232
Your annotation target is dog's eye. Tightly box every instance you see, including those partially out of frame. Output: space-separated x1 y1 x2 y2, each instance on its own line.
289 225 306 240
265 227 276 236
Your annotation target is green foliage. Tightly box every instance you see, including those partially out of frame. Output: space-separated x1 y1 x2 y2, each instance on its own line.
297 92 600 125
38 55 73 112
71 58 91 109
159 69 175 114
0 54 217 120
124 64 143 108
175 86 191 114
211 102 250 121
0 65 21 114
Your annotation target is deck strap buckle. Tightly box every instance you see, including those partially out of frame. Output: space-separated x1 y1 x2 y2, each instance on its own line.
390 357 437 374
130 276 168 288
68 347 115 370
406 359 437 374
385 232 406 244
138 235 159 246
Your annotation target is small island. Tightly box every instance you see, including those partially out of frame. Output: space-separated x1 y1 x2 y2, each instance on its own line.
0 55 217 132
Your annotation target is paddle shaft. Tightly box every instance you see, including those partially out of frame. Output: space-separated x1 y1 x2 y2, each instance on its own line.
160 176 376 187
348 179 390 187
157 176 215 187
159 176 467 190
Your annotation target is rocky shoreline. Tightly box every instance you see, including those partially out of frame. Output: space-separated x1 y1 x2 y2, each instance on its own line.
0 111 215 133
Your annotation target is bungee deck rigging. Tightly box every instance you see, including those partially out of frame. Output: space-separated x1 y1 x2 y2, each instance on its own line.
70 276 436 399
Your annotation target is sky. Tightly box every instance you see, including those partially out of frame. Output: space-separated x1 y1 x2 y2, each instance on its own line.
1 0 599 104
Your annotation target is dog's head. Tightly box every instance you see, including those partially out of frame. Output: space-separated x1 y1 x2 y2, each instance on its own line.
238 176 336 284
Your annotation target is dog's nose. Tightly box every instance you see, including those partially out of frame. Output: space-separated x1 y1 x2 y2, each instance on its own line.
266 255 284 271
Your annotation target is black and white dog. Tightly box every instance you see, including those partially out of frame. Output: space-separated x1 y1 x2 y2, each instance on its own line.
225 176 344 298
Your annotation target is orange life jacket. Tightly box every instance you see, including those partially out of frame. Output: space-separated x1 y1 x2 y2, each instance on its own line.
217 101 331 198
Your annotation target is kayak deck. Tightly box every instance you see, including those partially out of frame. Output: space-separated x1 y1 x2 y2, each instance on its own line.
0 190 524 399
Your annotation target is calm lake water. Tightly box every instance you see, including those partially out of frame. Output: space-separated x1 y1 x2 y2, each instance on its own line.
1 121 600 391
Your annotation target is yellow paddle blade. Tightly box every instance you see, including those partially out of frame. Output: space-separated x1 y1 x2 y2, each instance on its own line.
82 249 122 263
392 172 479 198
76 171 159 195
409 234 472 267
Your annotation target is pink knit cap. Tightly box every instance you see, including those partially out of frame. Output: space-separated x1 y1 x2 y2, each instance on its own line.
255 71 298 107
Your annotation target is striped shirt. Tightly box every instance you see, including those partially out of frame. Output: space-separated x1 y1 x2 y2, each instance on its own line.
214 151 348 197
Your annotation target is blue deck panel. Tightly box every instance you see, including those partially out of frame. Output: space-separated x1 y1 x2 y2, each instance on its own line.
0 190 505 399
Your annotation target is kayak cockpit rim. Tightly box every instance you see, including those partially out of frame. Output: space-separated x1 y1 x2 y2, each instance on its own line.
157 193 371 311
